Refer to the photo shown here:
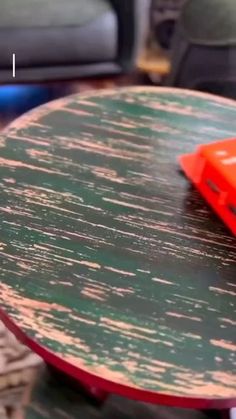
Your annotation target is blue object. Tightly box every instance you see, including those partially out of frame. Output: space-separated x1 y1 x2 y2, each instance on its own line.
0 84 71 122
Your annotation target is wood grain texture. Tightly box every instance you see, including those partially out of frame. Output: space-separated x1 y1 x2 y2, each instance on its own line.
0 87 235 408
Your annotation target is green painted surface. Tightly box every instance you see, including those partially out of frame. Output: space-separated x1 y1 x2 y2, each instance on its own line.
0 87 235 403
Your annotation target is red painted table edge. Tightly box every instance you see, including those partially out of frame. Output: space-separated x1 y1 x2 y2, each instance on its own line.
0 308 235 410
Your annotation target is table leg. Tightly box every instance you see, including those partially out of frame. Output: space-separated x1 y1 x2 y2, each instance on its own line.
221 410 231 419
46 364 108 404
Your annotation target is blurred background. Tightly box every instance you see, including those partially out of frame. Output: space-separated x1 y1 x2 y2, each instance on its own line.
0 0 236 129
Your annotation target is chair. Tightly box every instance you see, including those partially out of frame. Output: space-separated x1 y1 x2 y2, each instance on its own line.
0 0 150 83
166 0 236 100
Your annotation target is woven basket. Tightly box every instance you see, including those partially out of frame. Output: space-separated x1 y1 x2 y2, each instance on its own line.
0 321 41 418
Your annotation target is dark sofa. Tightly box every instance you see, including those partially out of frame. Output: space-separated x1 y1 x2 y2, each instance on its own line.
0 0 150 83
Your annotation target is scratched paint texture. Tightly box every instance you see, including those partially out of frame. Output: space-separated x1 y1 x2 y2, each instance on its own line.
0 87 235 403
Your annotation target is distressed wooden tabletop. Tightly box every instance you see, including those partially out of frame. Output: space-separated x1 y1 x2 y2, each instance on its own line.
0 87 235 409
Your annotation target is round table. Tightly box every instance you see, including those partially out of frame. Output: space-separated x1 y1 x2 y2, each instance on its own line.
0 87 235 410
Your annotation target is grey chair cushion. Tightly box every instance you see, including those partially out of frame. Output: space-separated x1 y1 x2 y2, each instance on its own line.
0 0 117 68
0 0 112 28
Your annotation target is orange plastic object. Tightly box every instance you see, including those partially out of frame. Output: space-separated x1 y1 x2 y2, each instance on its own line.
179 138 236 236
